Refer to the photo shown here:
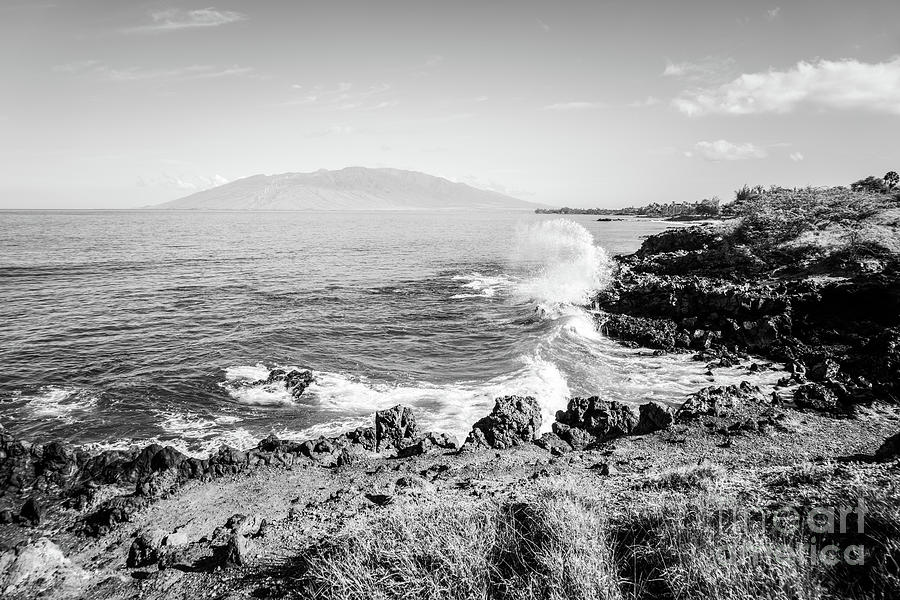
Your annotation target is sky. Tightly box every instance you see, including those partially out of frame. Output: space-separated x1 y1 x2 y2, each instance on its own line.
1 0 898 209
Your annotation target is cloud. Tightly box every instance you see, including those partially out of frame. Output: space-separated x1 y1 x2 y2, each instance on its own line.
690 140 767 161
54 60 252 82
674 57 900 116
535 17 550 32
663 56 736 82
766 7 781 20
628 96 660 108
284 82 392 110
139 173 229 191
125 7 246 34
789 152 805 162
543 101 605 111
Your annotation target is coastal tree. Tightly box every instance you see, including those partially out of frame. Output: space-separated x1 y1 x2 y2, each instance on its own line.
885 170 899 190
850 175 888 194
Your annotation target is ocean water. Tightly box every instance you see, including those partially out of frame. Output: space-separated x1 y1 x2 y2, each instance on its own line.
0 210 779 455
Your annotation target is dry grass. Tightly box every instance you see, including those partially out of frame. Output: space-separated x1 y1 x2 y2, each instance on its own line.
278 465 900 600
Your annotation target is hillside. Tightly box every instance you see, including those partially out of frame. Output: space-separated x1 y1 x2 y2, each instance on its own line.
151 167 541 211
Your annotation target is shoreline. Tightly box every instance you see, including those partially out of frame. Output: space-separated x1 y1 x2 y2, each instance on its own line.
2 187 899 599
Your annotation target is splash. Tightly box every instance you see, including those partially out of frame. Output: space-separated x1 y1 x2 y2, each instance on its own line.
511 219 612 306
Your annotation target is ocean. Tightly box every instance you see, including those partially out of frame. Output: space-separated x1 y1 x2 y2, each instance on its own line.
0 210 777 455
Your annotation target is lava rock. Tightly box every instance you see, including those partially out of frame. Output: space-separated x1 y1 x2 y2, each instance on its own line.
375 405 421 452
396 432 458 458
793 383 846 414
466 396 541 449
676 382 766 420
555 397 638 441
19 498 43 526
534 432 573 455
127 529 167 568
634 401 674 434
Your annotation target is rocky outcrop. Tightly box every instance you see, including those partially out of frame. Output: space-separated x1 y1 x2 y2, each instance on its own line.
676 383 769 420
875 431 900 461
375 405 421 452
264 368 315 399
793 383 848 415
466 396 541 449
554 397 638 442
395 432 458 458
635 401 674 434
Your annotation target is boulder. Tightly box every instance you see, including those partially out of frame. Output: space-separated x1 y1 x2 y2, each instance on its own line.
225 513 266 538
634 401 674 434
534 432 572 455
555 397 638 441
676 382 767 420
396 432 458 458
466 396 541 449
266 368 315 399
127 529 167 568
793 383 845 414
375 405 421 452
807 358 840 383
550 423 597 450
218 533 254 568
395 474 434 494
19 498 43 526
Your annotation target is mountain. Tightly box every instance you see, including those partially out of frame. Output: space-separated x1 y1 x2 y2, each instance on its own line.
151 167 542 211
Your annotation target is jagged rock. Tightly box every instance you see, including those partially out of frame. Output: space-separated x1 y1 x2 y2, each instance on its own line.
550 423 597 450
554 397 638 441
466 396 541 449
534 432 572 455
19 498 43 526
396 432 458 458
127 529 167 568
634 401 674 434
599 313 690 351
807 358 840 382
0 509 13 524
794 383 846 414
266 368 315 399
375 405 421 452
676 382 767 420
218 533 254 568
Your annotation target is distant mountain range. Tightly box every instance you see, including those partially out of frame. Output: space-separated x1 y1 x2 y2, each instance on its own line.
151 167 542 211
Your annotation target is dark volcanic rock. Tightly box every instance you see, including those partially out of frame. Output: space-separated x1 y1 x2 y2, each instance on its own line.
265 368 315 399
634 401 674 434
396 432 458 458
598 313 690 351
84 494 149 536
127 529 166 568
793 383 846 414
554 397 638 441
19 497 43 526
534 432 573 455
551 423 597 450
466 396 542 449
375 405 421 452
676 382 768 420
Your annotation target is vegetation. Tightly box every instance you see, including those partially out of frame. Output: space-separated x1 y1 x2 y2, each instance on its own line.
277 463 900 600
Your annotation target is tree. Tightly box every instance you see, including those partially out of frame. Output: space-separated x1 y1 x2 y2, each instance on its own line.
885 171 899 190
850 175 888 194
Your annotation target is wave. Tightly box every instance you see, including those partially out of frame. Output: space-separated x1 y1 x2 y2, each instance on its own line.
12 386 98 424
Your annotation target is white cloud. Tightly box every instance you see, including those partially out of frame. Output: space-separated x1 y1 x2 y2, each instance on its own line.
536 17 550 32
663 56 735 82
140 173 228 191
284 82 392 110
55 61 252 82
543 101 605 111
691 140 768 161
789 152 805 162
628 96 660 107
674 57 900 116
125 8 246 34
766 7 781 20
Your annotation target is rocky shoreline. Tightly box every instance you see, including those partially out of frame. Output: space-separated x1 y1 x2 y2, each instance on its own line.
2 192 899 599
